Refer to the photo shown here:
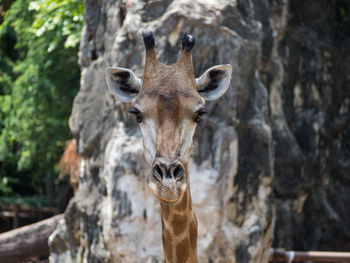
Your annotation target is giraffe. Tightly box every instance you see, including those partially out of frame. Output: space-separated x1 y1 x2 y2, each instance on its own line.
105 32 232 263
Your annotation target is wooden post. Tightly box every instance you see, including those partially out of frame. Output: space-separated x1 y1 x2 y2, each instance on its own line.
12 204 19 229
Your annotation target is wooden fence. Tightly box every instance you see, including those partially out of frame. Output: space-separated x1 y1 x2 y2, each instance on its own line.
270 248 350 262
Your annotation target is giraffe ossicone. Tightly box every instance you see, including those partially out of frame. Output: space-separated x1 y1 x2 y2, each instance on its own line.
106 32 232 263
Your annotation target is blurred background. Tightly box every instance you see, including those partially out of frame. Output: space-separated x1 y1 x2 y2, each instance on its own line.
0 0 349 263
0 0 82 229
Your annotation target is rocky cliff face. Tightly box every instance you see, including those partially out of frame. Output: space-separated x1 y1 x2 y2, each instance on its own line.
259 0 350 251
49 0 350 262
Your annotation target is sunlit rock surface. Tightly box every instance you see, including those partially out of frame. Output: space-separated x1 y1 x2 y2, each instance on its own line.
49 0 350 262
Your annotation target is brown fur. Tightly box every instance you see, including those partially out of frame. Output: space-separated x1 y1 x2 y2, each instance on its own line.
59 139 80 193
173 213 187 235
176 238 190 262
160 181 197 262
162 227 174 259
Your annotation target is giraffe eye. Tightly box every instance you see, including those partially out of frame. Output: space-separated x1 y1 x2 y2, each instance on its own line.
128 108 143 123
193 108 207 124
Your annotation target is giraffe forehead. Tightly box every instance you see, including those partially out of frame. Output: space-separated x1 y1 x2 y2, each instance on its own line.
142 65 197 95
135 89 204 113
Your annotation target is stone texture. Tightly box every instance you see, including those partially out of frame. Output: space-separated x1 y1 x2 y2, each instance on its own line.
49 0 350 262
258 0 350 252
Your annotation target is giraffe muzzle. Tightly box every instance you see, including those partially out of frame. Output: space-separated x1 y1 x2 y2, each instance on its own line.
152 161 184 182
147 160 187 203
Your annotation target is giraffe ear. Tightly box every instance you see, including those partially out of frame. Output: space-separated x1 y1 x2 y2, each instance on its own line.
105 67 142 102
195 64 232 101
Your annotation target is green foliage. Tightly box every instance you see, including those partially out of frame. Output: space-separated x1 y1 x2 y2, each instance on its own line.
0 193 51 207
0 0 83 204
338 0 350 36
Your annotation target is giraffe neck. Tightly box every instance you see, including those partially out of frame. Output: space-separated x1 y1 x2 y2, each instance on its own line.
159 170 198 263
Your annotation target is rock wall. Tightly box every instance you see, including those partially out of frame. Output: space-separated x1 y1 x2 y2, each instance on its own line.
259 0 350 251
49 0 350 262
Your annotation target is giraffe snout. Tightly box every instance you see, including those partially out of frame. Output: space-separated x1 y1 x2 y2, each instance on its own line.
152 161 184 181
148 160 187 203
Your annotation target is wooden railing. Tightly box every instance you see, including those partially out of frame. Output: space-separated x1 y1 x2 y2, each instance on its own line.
0 204 57 229
270 248 350 262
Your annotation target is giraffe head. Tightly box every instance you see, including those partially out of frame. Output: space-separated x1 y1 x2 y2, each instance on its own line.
106 32 232 203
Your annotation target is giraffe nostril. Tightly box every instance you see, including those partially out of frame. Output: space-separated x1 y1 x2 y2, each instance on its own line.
153 162 184 181
172 164 184 181
152 163 163 182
